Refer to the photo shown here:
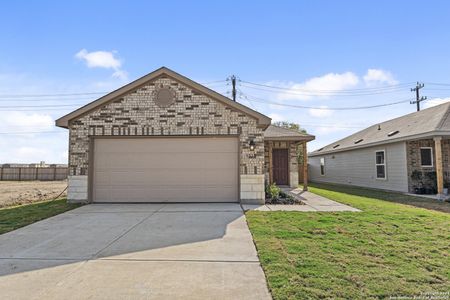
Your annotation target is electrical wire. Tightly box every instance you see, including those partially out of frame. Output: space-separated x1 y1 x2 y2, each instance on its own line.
239 83 410 97
240 80 415 93
241 92 414 110
0 92 107 98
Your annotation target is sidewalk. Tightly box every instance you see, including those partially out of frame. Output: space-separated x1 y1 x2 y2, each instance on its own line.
243 188 361 212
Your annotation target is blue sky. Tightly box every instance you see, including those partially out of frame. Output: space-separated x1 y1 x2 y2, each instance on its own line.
1 1 450 163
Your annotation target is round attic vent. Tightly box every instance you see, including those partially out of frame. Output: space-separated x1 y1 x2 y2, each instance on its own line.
155 88 175 108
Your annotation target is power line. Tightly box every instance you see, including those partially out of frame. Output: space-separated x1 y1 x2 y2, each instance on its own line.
239 83 410 97
240 80 415 93
425 82 450 86
0 104 82 108
241 92 414 110
0 131 66 135
0 92 107 98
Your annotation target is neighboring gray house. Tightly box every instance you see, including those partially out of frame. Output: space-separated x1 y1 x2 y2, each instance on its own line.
309 102 450 196
56 67 314 204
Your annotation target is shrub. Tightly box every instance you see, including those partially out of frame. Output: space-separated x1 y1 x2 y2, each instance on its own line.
265 183 281 200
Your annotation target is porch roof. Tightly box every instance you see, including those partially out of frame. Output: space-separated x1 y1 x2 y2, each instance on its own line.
264 125 315 142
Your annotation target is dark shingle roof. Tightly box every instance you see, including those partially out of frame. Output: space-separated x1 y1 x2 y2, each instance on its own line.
264 125 315 141
310 101 450 156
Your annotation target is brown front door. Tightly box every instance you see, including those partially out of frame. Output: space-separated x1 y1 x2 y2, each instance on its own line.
272 149 289 185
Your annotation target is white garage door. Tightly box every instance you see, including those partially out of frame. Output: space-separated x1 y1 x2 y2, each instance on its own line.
92 137 239 203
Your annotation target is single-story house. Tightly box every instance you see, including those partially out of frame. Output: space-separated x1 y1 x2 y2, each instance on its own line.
309 102 450 197
56 67 314 204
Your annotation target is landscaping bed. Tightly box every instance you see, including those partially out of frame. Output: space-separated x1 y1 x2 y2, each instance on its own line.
247 183 450 299
265 183 304 205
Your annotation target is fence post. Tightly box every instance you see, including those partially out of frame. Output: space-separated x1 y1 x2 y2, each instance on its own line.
0 167 2 181
36 168 39 180
53 167 57 180
18 167 22 181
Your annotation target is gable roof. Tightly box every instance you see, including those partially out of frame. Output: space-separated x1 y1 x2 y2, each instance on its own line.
310 101 450 156
55 67 271 129
264 125 315 141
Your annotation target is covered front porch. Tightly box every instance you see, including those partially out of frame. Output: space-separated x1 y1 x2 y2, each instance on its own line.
263 125 315 190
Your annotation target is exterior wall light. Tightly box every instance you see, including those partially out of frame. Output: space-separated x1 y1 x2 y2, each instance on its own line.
249 139 256 151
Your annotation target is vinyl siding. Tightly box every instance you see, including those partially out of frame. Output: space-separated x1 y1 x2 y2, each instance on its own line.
309 142 408 192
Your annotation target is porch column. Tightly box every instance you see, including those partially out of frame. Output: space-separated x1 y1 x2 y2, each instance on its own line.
302 141 308 191
434 136 444 196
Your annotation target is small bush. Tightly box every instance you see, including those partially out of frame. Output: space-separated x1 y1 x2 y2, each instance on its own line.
265 182 281 200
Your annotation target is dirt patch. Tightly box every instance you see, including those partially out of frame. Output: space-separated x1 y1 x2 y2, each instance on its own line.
0 181 67 208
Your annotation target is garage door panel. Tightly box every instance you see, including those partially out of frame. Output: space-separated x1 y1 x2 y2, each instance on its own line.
95 152 238 170
101 169 237 187
96 186 237 202
95 138 238 153
93 137 239 203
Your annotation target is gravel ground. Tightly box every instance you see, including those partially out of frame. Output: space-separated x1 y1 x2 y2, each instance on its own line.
0 181 67 208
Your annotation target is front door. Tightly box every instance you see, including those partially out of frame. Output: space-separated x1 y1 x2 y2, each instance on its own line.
272 149 289 185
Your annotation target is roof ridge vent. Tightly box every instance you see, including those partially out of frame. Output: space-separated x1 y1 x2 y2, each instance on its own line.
377 124 381 130
332 144 340 149
354 138 364 144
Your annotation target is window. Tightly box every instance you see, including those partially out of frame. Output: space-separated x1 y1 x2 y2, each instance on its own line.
375 150 386 179
420 147 433 167
320 157 325 176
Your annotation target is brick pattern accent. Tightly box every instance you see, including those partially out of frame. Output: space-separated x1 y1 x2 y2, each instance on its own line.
264 141 299 187
68 76 264 179
406 139 450 192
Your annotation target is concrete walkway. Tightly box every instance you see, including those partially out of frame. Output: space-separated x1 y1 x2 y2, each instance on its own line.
0 204 271 300
244 189 360 212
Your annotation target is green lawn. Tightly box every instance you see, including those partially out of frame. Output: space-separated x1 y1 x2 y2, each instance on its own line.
0 199 81 235
246 183 450 299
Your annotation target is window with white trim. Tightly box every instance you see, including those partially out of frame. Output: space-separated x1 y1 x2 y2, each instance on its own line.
375 150 386 179
420 147 433 167
320 157 325 176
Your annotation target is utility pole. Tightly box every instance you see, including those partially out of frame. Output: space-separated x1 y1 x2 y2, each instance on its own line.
230 75 237 101
410 82 427 111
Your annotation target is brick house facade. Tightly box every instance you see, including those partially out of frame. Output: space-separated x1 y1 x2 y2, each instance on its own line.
56 67 314 204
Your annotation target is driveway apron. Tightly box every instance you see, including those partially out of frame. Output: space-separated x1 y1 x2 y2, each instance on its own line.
0 203 271 300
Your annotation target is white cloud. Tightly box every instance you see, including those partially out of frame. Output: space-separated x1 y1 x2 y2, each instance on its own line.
112 69 128 80
308 106 333 117
422 97 450 109
277 72 359 101
1 112 53 132
363 69 398 86
75 49 128 80
268 113 284 122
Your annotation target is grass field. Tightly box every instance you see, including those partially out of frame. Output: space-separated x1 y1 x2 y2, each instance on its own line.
0 199 81 235
246 183 450 299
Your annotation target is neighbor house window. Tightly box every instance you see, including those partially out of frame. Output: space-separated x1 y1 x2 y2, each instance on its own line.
375 150 386 179
420 147 433 167
320 157 325 176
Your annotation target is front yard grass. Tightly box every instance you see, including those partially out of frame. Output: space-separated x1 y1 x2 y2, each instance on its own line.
246 183 450 299
0 199 81 234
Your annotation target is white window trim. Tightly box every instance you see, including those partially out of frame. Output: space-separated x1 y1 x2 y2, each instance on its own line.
420 147 434 167
375 150 387 180
320 157 325 176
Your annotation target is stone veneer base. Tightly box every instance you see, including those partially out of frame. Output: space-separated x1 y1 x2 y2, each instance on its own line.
67 175 88 203
240 174 265 205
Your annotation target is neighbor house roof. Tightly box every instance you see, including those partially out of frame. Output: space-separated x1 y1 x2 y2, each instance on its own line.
55 67 271 129
264 125 315 141
310 101 450 156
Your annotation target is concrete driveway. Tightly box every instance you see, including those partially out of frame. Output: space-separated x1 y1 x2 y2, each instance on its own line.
0 203 271 300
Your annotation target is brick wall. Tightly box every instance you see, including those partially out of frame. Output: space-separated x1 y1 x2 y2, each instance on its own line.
68 75 265 203
406 139 450 192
